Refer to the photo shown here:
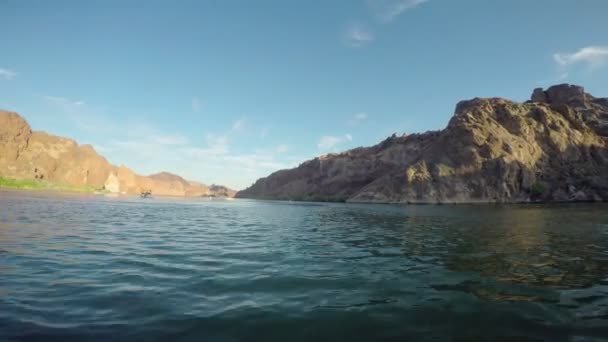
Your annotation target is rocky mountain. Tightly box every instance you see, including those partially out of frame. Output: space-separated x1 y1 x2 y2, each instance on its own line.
0 111 235 197
207 184 237 198
237 84 608 203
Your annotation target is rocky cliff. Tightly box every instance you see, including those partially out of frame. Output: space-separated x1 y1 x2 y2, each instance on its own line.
0 111 235 197
237 84 608 203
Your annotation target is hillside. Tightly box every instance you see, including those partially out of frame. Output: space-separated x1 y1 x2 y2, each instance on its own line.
0 111 235 197
236 84 608 203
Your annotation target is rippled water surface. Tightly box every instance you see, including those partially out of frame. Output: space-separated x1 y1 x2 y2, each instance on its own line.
1 190 608 341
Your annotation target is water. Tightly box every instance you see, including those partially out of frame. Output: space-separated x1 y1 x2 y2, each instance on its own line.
1 190 608 341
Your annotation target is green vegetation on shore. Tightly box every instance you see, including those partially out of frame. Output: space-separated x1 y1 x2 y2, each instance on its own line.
0 176 101 193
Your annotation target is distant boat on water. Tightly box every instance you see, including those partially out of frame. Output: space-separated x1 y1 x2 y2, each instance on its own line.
140 190 152 198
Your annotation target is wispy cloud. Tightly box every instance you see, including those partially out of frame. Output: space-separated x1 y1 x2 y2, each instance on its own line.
43 95 85 107
108 118 299 189
318 134 353 150
259 126 270 139
348 112 368 125
182 145 228 159
206 133 229 151
106 124 190 152
554 46 608 69
342 0 427 47
151 134 189 146
231 118 246 132
100 124 295 189
0 68 17 80
191 97 201 113
275 144 289 153
354 112 368 121
367 0 430 23
222 154 291 173
40 95 122 136
344 24 375 48
40 95 298 189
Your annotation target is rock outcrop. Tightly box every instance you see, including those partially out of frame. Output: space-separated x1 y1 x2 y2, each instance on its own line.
237 84 608 203
0 112 114 187
207 184 237 198
0 111 235 197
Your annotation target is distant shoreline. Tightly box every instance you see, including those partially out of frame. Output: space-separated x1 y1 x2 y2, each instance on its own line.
2 186 605 205
227 195 608 205
0 186 236 201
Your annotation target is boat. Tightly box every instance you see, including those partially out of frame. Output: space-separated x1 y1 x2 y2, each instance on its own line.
140 190 152 198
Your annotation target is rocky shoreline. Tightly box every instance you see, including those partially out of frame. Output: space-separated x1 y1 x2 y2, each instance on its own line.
237 84 608 204
0 112 235 198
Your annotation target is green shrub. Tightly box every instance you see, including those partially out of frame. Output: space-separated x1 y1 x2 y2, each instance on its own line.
529 182 548 199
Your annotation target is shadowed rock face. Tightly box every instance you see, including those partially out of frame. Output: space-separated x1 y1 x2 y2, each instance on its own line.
207 184 237 198
0 111 235 197
237 84 608 203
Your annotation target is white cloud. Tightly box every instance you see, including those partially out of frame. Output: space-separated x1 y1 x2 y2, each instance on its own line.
554 46 608 69
43 95 85 108
354 112 368 121
104 134 295 189
151 134 189 146
342 1 427 47
104 128 190 161
192 97 201 112
0 68 16 80
367 0 429 22
348 112 368 125
318 136 342 150
39 96 299 190
275 144 289 153
182 145 228 158
205 133 229 150
231 118 246 131
259 126 269 139
344 24 374 47
222 154 291 172
41 95 122 136
318 134 353 150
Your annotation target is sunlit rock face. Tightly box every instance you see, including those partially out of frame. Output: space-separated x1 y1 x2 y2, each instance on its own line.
104 172 120 193
237 84 608 203
0 110 235 197
0 110 114 187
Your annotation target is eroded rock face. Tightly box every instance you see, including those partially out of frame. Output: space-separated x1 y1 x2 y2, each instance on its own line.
104 172 120 193
237 84 608 203
0 111 33 169
533 83 608 137
0 114 114 187
148 172 212 197
0 110 235 197
21 132 115 187
207 184 237 198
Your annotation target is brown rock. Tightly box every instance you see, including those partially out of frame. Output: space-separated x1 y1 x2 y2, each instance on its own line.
0 110 32 170
531 88 547 103
0 110 235 197
237 84 608 203
0 113 114 188
543 84 587 108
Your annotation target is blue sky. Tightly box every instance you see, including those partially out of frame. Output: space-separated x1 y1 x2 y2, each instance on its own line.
1 0 607 189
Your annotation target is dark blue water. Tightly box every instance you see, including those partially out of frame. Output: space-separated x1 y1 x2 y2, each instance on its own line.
1 190 608 341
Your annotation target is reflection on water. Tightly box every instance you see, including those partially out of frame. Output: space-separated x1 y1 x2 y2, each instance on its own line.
1 190 608 341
